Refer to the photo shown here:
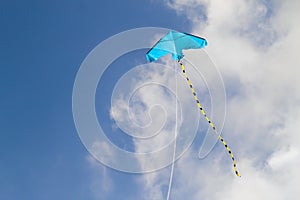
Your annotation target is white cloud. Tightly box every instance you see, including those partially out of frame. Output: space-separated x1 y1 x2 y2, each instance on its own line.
143 0 300 199
268 146 300 171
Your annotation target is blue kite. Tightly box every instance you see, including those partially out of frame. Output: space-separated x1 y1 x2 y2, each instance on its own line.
146 30 207 62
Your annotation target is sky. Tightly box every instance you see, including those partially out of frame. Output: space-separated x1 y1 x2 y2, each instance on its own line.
1 0 300 200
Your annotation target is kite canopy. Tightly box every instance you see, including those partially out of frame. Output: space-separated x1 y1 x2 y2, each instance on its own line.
146 30 207 62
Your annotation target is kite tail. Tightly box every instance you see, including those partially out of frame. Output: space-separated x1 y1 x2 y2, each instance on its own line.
178 60 241 177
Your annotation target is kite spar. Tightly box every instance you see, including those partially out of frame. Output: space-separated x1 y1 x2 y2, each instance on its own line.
146 30 241 177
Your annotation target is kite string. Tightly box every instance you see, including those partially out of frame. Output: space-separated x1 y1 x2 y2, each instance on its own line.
166 61 178 200
178 60 241 177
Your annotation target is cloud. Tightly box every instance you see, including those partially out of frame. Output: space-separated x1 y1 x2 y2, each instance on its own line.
145 0 300 199
109 61 200 198
268 146 300 171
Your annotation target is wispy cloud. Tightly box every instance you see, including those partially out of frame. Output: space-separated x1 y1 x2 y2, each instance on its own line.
86 155 114 199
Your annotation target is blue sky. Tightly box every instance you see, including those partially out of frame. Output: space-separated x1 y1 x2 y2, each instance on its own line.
2 1 300 200
0 1 193 199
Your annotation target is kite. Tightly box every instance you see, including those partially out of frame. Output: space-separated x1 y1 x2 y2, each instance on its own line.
146 30 241 177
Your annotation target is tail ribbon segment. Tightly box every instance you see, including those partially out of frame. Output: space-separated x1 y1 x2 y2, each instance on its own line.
178 60 241 177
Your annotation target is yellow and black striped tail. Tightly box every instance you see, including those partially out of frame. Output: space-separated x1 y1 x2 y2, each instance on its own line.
178 60 241 177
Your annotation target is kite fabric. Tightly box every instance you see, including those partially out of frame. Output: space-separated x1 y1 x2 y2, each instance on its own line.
146 30 207 62
146 30 241 177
